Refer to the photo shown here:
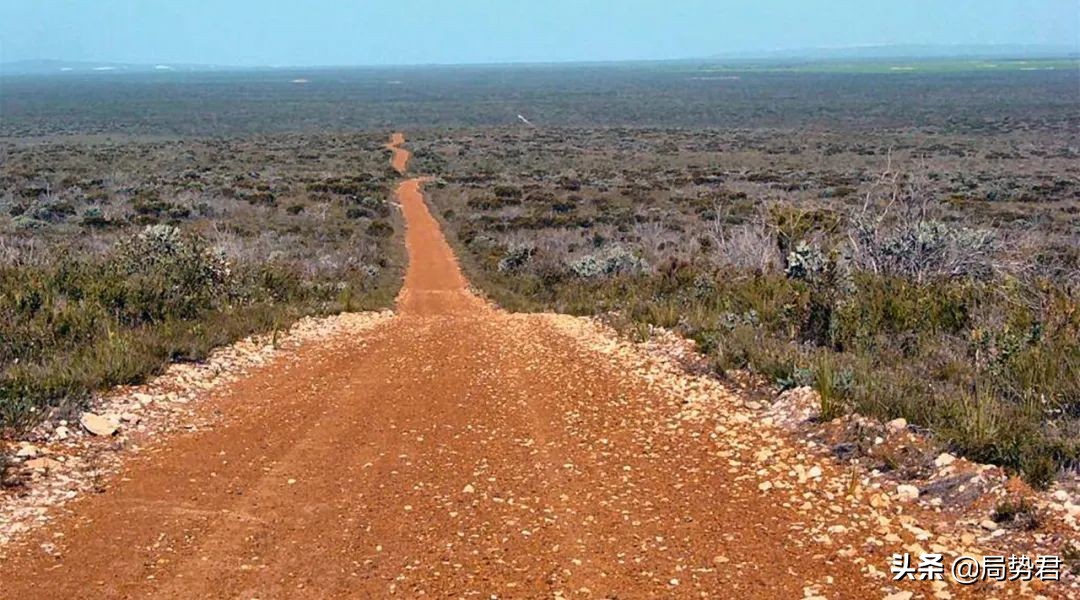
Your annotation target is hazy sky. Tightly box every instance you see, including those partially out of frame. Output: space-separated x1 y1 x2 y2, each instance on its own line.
2 0 1077 65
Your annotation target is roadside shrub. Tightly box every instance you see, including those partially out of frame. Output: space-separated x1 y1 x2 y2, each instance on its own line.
467 195 520 210
107 225 235 324
497 243 535 273
570 245 649 278
992 497 1043 530
493 185 522 200
80 207 111 228
367 220 394 237
877 221 998 280
784 242 854 347
551 198 578 213
13 215 47 230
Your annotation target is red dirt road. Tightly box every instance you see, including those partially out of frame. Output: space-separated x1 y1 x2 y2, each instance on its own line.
1 134 1006 599
387 132 410 175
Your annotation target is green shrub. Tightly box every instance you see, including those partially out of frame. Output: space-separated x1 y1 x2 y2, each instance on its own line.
992 497 1042 530
13 215 47 230
497 244 535 273
569 246 648 278
367 220 394 237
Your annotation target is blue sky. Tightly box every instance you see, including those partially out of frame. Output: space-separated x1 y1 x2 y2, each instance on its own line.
2 0 1077 65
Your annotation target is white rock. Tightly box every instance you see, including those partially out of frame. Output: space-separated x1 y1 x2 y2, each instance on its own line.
24 457 62 471
462 484 475 494
885 418 908 434
934 453 956 468
807 466 823 479
15 444 39 458
768 386 821 429
980 519 999 531
895 484 920 502
80 412 119 436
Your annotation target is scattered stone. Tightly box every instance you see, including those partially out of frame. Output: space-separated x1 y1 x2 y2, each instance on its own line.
80 413 119 437
24 458 62 471
462 484 475 494
885 418 907 434
895 484 920 502
133 393 154 405
870 494 890 509
933 453 956 468
980 519 999 531
15 444 39 458
768 386 820 428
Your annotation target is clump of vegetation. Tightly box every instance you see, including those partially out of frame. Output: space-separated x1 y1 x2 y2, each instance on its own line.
991 497 1043 531
0 452 15 488
569 246 649 279
1063 542 1080 576
497 243 535 273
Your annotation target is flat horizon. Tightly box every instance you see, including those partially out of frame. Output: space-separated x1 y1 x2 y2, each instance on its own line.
4 42 1079 75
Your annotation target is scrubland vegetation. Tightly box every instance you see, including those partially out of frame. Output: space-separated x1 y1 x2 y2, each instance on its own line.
0 135 403 433
3 66 1076 136
415 125 1079 486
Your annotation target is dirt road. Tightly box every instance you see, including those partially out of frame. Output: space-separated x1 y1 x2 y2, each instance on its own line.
2 134 1012 599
